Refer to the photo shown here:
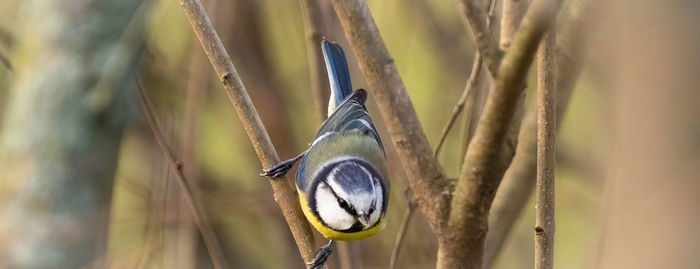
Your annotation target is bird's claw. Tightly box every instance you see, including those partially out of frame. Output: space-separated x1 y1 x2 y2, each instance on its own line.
259 159 294 178
306 240 334 269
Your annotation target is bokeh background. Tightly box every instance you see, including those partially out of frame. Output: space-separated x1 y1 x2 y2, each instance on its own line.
0 0 698 268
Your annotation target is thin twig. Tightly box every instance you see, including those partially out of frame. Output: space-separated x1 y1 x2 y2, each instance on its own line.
299 0 329 124
434 56 482 158
534 27 556 269
135 78 230 269
179 0 319 264
387 187 418 269
459 0 503 75
441 0 563 268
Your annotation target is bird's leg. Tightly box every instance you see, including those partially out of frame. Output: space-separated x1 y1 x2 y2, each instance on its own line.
259 149 309 178
307 240 334 269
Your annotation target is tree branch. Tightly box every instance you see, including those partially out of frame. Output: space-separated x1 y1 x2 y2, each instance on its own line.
179 0 318 264
500 0 531 49
299 0 330 124
440 0 562 268
534 28 556 269
136 78 229 269
328 0 451 231
459 0 504 76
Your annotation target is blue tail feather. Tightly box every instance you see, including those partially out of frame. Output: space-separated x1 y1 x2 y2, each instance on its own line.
322 40 352 112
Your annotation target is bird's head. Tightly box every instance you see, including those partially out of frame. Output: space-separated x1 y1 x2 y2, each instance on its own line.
312 157 385 232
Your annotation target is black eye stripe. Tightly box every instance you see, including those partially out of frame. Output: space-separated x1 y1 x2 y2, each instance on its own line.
325 182 358 216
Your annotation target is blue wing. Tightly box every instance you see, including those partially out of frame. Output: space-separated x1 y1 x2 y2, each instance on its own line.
296 89 383 190
314 89 383 149
322 40 352 112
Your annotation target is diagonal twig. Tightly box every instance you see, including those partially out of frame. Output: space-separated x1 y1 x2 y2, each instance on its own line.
179 0 318 264
135 77 230 269
434 56 483 158
434 0 498 158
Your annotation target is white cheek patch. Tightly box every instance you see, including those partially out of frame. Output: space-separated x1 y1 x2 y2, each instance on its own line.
316 184 355 231
369 180 383 226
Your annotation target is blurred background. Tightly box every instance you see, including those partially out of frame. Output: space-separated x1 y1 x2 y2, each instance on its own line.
0 0 698 268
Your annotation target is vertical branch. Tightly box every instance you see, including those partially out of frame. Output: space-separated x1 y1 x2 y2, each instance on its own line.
179 0 318 264
500 0 530 49
299 0 330 124
136 79 230 269
534 29 556 269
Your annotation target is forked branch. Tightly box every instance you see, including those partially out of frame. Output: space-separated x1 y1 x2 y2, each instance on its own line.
442 0 563 268
459 0 503 76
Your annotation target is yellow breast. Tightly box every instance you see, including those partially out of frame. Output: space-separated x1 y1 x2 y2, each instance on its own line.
298 189 385 241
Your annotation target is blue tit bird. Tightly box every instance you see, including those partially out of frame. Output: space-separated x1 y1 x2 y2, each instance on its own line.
260 40 389 269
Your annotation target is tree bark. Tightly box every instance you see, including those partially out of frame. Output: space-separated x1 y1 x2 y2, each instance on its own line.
534 28 556 269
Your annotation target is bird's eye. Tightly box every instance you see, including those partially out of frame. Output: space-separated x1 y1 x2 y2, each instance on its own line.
337 198 349 209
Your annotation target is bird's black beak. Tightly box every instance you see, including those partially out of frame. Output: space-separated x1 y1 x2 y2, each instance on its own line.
357 213 370 228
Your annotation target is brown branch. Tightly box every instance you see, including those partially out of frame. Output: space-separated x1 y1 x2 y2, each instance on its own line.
135 78 230 269
179 0 318 264
328 0 451 231
299 0 330 124
500 0 531 49
440 0 563 268
484 0 595 266
459 0 504 76
534 28 556 269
